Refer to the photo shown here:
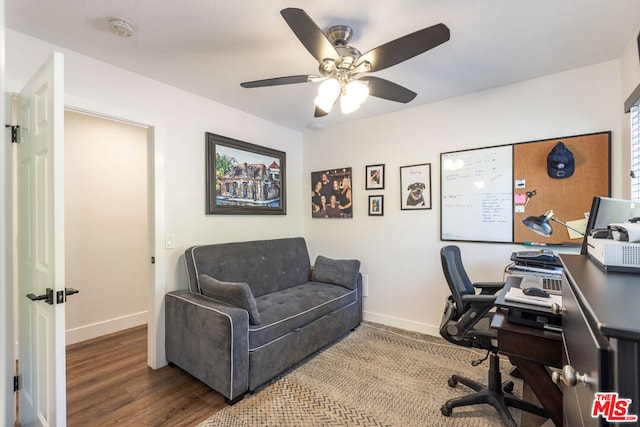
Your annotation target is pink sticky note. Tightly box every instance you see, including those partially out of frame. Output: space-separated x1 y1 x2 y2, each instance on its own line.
514 194 527 204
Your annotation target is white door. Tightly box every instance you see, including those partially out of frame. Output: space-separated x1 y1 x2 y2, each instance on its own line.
17 52 67 427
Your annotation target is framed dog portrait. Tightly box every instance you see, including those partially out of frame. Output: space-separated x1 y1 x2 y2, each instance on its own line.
368 195 384 216
365 164 385 190
400 163 432 210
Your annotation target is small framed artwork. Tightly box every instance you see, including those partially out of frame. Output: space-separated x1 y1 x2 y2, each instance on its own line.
310 167 353 218
368 195 384 216
365 164 385 190
206 132 286 215
400 163 432 210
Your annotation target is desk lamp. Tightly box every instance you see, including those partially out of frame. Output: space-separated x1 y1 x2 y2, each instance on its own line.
522 210 585 237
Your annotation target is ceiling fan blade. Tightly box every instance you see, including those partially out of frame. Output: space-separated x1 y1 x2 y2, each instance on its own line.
240 75 314 88
314 107 329 118
359 76 417 103
280 8 340 64
356 23 450 73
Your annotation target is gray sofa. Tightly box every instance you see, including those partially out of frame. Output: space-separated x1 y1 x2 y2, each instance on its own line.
165 237 362 404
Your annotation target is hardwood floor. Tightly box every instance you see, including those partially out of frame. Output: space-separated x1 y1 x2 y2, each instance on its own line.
66 325 226 426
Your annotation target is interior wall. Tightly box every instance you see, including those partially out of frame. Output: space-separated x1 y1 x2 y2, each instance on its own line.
303 59 624 335
6 26 635 356
621 30 640 100
64 110 149 344
620 29 640 197
6 29 305 365
1 1 12 424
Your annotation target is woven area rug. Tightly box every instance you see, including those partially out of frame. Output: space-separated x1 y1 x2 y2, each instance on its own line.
198 322 522 426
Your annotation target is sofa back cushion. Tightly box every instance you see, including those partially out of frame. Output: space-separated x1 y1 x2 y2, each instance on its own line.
311 255 361 290
185 237 311 297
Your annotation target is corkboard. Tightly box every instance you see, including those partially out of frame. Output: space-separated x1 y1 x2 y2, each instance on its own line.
513 132 610 244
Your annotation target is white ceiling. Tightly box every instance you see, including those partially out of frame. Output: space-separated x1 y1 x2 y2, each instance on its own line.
6 1 640 132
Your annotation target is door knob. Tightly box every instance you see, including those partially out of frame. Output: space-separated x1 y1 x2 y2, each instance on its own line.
27 288 54 305
58 288 79 303
27 287 79 304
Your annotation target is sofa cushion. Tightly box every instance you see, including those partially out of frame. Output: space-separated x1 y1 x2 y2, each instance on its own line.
199 274 261 325
186 238 312 297
249 282 357 350
311 255 361 290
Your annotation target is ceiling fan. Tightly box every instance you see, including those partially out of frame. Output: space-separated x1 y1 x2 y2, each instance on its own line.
240 8 450 117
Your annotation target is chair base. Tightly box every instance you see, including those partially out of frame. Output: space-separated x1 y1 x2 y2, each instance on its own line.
441 354 547 427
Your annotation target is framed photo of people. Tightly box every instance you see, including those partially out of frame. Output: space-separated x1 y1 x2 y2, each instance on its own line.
400 163 432 210
206 132 286 215
365 164 385 190
311 167 353 218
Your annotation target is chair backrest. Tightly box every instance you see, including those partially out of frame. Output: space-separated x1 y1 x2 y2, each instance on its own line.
440 245 475 312
439 245 498 351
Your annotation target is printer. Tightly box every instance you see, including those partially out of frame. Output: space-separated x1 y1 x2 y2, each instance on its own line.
587 220 640 273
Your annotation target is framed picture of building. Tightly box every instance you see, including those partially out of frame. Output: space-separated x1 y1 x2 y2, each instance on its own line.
206 132 286 215
310 167 353 218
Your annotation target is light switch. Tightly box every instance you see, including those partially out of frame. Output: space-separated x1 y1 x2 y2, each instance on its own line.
165 233 174 249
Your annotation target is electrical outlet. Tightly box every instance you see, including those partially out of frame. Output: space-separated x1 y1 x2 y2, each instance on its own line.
361 273 369 297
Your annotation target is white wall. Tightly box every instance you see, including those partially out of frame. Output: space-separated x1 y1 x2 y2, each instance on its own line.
6 29 304 364
620 30 640 197
621 30 640 102
64 110 149 344
0 1 12 425
303 60 625 335
6 26 637 357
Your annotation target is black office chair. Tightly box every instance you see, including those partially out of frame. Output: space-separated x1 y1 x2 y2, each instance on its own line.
439 245 547 427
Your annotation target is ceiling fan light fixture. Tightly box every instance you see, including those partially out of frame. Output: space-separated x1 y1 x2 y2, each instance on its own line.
345 80 369 104
340 80 369 114
240 9 450 119
314 78 340 112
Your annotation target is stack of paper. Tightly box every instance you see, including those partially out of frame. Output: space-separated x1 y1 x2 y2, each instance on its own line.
504 287 562 308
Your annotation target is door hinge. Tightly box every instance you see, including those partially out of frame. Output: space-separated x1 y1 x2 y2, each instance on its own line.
5 124 19 143
13 375 19 392
151 256 155 264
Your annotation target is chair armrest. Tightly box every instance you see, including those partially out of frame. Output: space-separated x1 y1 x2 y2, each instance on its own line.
461 294 497 305
473 281 505 295
455 294 498 339
165 290 249 400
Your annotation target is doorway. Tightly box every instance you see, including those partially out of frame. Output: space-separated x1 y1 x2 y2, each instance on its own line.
64 110 151 344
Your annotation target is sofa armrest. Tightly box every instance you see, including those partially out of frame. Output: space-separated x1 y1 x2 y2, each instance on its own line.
165 290 249 401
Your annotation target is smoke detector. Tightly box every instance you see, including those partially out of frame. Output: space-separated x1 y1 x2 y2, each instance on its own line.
107 17 135 37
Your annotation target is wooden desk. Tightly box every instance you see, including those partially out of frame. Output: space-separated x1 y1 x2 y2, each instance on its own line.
491 308 563 426
559 254 640 426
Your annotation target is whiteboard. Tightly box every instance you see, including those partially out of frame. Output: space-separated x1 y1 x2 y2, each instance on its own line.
441 145 513 242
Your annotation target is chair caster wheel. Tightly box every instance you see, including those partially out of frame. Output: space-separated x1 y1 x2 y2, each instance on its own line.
441 405 452 416
503 380 514 393
447 377 458 388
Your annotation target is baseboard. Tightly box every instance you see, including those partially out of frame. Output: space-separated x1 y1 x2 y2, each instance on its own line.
66 311 148 345
363 311 439 337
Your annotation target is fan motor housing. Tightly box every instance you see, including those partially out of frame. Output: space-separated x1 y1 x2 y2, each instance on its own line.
327 25 353 46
